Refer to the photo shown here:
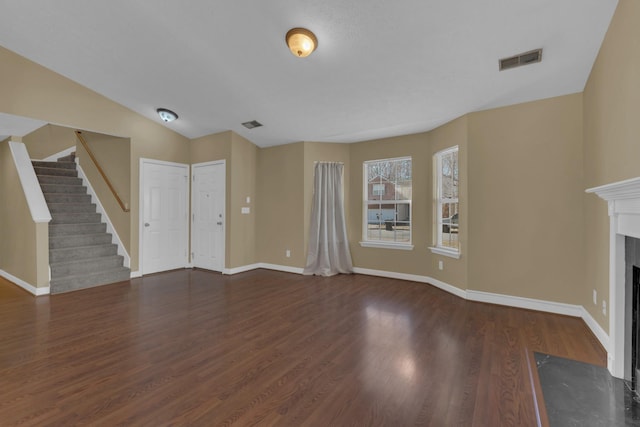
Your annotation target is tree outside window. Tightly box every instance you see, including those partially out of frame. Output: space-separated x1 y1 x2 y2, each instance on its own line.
435 147 459 253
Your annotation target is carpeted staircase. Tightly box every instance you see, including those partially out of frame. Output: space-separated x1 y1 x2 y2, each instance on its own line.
32 153 130 294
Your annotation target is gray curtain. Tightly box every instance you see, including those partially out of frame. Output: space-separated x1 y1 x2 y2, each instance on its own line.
303 162 353 276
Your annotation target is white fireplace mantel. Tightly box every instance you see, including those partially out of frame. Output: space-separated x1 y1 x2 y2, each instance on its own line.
586 176 640 379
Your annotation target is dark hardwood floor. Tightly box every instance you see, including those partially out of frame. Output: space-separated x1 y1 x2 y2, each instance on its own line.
0 269 605 426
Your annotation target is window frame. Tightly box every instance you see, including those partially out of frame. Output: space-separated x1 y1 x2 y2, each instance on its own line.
360 156 414 250
430 146 460 259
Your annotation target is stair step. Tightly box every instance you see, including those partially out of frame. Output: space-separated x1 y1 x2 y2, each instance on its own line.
40 184 87 194
50 255 125 277
49 233 113 249
32 166 78 177
50 267 130 294
50 212 102 224
49 223 107 236
57 154 76 163
50 244 118 263
37 175 82 186
32 160 76 170
34 155 129 294
48 203 97 214
44 193 91 204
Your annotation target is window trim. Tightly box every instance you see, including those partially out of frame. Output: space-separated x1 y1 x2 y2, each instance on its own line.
361 156 413 249
429 245 461 259
360 241 415 250
430 146 460 257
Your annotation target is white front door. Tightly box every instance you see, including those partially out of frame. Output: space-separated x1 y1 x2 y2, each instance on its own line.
141 159 189 275
191 161 225 272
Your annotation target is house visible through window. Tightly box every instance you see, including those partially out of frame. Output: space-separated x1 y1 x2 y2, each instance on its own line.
432 146 459 257
362 157 412 248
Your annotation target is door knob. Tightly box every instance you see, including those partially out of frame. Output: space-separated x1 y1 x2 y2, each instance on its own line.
217 221 223 225
144 222 150 227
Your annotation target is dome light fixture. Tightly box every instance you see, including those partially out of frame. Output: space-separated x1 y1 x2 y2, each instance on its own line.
285 27 318 58
157 108 178 122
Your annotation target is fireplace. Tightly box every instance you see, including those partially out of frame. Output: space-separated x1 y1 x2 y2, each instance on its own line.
632 263 640 393
587 177 640 380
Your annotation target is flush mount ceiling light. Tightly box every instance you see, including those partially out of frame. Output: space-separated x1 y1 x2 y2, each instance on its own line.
157 108 178 122
285 27 317 58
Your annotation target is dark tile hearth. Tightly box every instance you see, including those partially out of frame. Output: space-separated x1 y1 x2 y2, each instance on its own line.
535 352 640 426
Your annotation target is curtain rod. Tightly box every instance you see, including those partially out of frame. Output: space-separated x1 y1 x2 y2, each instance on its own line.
313 161 344 165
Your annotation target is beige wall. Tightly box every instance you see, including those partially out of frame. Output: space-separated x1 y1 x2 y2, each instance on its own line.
190 131 232 164
0 45 190 272
255 141 351 269
0 141 49 287
75 130 131 253
348 132 435 277
229 133 258 268
77 130 131 206
467 94 584 304
22 124 76 160
257 143 305 267
428 116 469 289
303 142 351 264
1 0 636 329
583 0 640 330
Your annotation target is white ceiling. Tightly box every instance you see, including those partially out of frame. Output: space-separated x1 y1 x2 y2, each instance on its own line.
0 0 618 147
0 113 46 142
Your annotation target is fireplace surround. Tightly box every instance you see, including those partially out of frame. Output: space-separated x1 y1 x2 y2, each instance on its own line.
632 263 640 391
587 177 640 380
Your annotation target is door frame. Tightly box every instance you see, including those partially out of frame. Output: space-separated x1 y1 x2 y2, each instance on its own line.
191 159 226 272
139 157 190 275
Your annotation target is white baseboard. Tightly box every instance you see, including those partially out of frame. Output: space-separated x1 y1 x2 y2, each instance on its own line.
223 263 304 275
580 307 610 351
353 267 609 352
0 269 50 296
76 162 131 268
223 263 261 275
465 290 609 351
352 267 467 299
39 146 76 162
152 260 614 352
466 289 584 317
258 263 305 275
130 270 142 278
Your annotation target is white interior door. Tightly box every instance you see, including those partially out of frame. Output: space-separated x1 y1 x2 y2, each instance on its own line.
191 161 225 272
141 159 189 275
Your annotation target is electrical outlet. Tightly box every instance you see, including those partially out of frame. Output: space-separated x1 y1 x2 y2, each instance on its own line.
602 300 607 316
593 289 597 305
286 249 291 258
438 260 443 270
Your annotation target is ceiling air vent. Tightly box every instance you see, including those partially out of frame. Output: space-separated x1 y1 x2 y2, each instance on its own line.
241 120 263 129
499 48 542 71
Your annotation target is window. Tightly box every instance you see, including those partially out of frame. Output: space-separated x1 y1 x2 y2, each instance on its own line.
431 146 459 257
362 157 412 249
372 183 385 197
